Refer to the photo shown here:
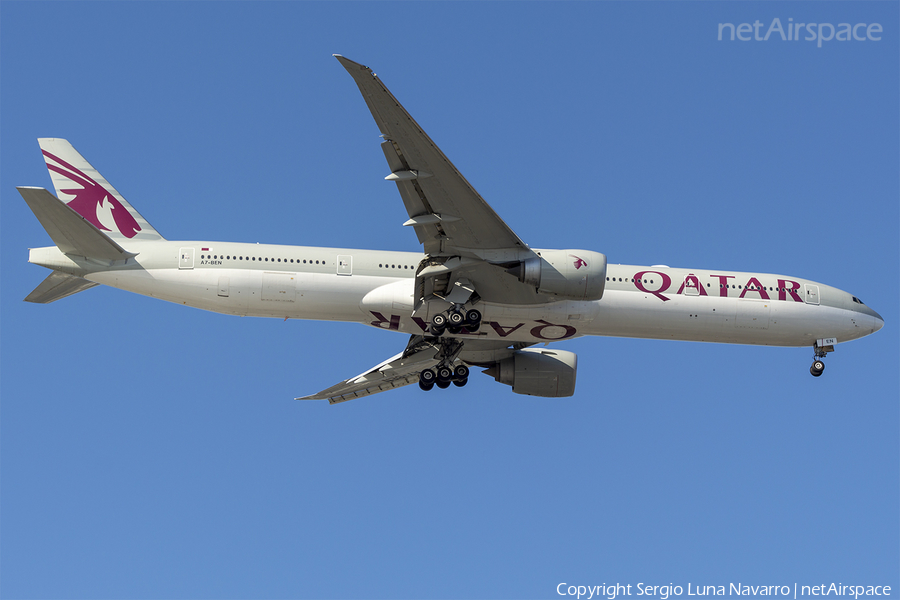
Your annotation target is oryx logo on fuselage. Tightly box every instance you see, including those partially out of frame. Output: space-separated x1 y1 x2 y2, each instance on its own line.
570 255 588 269
42 150 141 238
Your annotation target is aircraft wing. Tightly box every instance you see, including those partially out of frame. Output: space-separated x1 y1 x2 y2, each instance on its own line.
299 336 525 404
298 336 443 404
335 55 530 260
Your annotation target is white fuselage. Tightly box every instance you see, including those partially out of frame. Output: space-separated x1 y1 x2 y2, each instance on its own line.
30 240 883 348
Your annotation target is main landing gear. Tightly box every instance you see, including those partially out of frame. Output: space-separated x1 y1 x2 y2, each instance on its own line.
418 364 469 391
429 306 481 336
415 335 468 392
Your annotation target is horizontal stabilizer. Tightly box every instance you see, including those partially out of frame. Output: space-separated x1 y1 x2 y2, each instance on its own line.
19 187 135 261
25 271 98 303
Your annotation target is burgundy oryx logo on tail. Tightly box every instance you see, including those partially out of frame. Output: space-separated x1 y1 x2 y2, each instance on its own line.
570 254 588 270
42 150 141 238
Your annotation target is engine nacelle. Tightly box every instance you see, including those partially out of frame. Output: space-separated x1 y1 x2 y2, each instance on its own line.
484 348 577 397
508 249 607 301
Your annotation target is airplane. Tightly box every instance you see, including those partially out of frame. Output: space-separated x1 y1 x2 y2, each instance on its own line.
19 55 884 403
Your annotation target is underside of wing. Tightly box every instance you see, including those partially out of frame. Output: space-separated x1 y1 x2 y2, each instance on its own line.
335 55 530 260
297 337 443 404
298 362 427 404
299 336 529 404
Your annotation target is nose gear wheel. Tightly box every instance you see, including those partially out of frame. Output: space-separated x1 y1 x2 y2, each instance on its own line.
810 359 825 377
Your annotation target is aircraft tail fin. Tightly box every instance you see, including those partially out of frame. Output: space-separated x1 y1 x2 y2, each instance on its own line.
24 271 98 304
19 186 136 261
38 138 165 242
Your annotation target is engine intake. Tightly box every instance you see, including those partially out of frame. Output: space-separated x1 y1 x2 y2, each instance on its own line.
483 348 577 397
506 249 606 301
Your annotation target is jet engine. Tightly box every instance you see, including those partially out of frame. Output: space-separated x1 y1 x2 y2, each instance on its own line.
506 249 607 301
483 348 577 397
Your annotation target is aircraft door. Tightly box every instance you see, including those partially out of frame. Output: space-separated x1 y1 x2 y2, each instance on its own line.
218 277 230 297
179 247 195 269
682 275 700 296
805 284 820 305
337 255 352 276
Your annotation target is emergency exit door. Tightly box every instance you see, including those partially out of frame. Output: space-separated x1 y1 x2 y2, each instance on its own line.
805 284 820 305
337 255 352 275
179 247 195 269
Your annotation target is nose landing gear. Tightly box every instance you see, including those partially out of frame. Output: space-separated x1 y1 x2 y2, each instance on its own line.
809 339 834 377
810 359 825 377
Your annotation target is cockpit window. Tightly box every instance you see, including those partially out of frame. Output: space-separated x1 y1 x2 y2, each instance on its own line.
852 296 865 305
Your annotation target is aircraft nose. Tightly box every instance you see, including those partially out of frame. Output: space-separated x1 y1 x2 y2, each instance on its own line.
861 305 885 334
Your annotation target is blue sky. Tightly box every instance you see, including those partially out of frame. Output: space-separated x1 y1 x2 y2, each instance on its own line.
1 2 897 599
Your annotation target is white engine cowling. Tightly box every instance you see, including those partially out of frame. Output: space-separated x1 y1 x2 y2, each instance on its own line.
484 348 577 397
509 249 607 301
